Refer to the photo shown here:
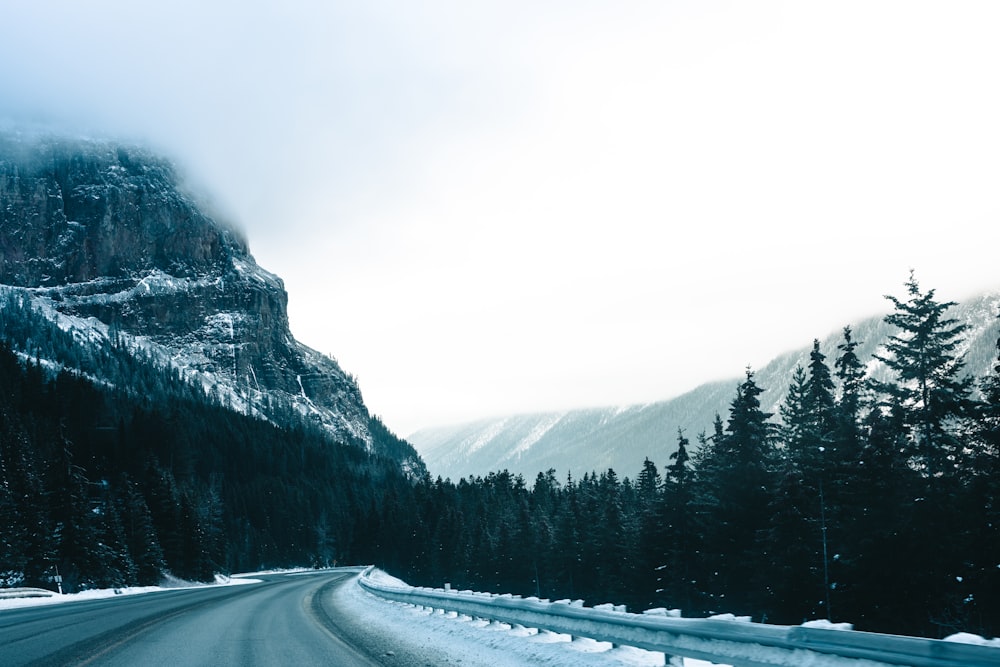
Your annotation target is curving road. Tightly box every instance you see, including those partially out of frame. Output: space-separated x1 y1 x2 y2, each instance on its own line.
0 568 416 667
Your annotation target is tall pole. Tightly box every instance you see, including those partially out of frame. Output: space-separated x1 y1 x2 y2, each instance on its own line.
819 478 832 619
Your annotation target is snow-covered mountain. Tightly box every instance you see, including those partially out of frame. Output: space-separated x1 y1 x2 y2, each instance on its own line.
0 130 417 466
410 290 1000 481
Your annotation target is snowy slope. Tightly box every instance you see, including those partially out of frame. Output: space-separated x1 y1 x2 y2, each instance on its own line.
0 132 414 461
410 291 1000 481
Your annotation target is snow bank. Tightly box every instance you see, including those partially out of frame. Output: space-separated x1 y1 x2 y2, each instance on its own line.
944 632 1000 647
800 619 854 631
338 569 722 667
0 573 260 611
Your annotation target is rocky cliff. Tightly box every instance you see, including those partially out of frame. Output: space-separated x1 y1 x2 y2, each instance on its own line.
0 130 403 460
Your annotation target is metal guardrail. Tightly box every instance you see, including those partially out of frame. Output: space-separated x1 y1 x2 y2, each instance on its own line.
0 587 56 600
357 567 1000 667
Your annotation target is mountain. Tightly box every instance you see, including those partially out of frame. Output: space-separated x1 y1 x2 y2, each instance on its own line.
0 129 421 471
409 289 1000 481
0 130 429 588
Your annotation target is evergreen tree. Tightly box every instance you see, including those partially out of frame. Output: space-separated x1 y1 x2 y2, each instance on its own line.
765 456 823 622
552 472 581 599
694 369 777 617
963 310 1000 635
770 347 839 622
779 366 812 461
656 430 694 611
870 274 978 633
834 325 866 449
874 272 975 477
635 457 662 605
839 396 921 633
805 339 838 448
119 478 166 585
826 325 870 619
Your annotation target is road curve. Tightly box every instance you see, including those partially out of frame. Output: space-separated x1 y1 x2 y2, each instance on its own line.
0 568 408 666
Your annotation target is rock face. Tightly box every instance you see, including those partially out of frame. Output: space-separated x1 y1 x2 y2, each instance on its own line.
0 138 239 286
0 131 375 450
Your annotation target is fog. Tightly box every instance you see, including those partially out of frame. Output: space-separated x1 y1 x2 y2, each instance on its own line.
3 1 1000 435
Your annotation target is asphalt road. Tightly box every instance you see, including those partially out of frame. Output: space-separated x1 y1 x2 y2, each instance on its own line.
0 568 419 667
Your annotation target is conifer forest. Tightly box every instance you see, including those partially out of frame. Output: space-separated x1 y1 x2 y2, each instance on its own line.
2 275 999 640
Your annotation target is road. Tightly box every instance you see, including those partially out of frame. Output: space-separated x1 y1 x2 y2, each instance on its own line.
0 568 420 666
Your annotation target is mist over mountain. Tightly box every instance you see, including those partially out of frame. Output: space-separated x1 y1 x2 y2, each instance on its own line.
410 289 1000 481
0 129 422 468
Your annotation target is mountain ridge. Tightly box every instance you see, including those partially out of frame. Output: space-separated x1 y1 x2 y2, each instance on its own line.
409 288 1000 480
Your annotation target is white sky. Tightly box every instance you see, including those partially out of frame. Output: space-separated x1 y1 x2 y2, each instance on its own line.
2 1 999 436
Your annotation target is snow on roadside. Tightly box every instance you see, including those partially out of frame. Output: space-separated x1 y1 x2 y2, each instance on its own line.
943 632 1000 648
0 573 261 611
336 569 724 667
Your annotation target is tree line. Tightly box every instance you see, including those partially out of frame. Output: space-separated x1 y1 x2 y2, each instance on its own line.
0 328 415 592
2 273 998 640
368 274 1000 639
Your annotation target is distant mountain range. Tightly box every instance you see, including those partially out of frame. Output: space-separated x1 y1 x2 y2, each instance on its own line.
409 290 1000 481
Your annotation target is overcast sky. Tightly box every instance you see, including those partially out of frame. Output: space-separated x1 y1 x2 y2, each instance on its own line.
2 1 999 436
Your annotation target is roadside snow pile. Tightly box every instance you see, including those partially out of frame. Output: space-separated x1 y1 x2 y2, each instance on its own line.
0 573 260 611
944 632 1000 647
800 619 854 631
363 568 411 589
230 567 314 578
339 569 722 667
0 584 172 611
706 613 752 622
0 587 55 600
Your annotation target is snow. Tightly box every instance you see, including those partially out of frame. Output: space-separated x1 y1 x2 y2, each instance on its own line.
0 573 260 611
943 632 1000 648
13 566 990 666
462 417 512 456
339 569 724 666
0 568 720 665
512 413 564 458
5 281 374 449
800 619 854 631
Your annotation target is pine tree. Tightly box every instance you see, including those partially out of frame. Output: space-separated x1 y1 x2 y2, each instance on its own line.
870 274 978 634
964 309 1000 636
693 369 777 617
635 457 663 605
552 472 581 599
119 478 166 585
765 455 824 622
780 366 812 462
840 396 921 633
771 348 839 623
834 325 866 449
805 339 838 446
656 430 694 611
874 272 975 477
826 325 869 620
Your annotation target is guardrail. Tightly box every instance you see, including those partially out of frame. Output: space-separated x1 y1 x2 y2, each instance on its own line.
357 567 1000 667
0 587 56 600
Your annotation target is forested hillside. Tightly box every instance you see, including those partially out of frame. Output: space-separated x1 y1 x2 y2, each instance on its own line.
372 275 1000 640
0 302 414 592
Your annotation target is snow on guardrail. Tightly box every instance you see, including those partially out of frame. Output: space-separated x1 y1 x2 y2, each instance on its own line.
357 567 1000 667
0 587 56 600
